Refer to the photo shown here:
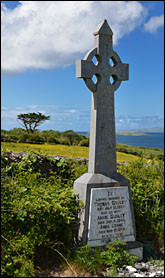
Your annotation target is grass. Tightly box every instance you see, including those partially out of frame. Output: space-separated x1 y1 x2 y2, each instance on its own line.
1 142 139 163
116 152 138 162
116 143 163 158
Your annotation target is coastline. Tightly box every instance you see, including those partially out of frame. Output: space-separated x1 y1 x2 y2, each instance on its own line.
116 132 148 136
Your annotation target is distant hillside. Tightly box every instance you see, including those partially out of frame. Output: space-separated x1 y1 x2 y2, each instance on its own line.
78 127 164 137
116 131 147 136
117 127 164 133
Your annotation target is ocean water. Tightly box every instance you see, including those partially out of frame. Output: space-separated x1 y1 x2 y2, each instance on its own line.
116 133 164 150
78 132 164 150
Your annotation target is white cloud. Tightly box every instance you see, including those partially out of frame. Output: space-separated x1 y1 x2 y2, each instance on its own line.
144 14 164 33
2 106 163 132
1 1 147 75
67 109 77 113
116 115 164 130
27 105 39 109
1 104 89 131
1 105 49 121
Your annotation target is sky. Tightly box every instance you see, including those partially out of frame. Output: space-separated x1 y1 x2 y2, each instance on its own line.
1 1 164 132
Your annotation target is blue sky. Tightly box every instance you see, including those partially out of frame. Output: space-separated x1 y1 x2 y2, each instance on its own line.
1 1 164 132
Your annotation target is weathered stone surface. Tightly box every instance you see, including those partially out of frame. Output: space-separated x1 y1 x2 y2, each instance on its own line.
88 187 135 246
73 172 135 245
76 19 129 176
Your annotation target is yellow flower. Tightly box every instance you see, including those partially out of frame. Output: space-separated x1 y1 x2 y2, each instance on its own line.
5 255 8 259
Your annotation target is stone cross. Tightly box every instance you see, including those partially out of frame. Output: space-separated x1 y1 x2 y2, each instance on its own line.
76 19 129 176
74 20 143 259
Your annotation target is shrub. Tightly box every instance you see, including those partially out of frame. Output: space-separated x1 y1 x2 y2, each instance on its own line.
18 133 29 142
74 240 137 275
25 134 45 144
47 136 60 144
119 158 164 249
116 143 164 161
59 138 70 145
79 139 89 147
1 154 81 277
1 134 9 142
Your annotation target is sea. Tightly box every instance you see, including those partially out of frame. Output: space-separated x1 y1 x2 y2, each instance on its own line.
116 132 164 150
78 132 164 150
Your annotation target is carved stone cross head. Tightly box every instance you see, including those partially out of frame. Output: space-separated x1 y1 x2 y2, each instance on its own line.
76 19 129 93
76 20 129 175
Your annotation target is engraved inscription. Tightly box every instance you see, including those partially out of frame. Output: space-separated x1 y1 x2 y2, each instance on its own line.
88 187 134 243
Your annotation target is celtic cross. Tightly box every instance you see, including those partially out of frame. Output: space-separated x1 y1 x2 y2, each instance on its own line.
76 19 129 176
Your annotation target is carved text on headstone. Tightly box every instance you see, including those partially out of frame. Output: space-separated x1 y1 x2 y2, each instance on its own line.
88 187 135 246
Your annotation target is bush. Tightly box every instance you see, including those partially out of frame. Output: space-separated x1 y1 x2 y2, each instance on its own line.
119 158 164 249
116 143 164 161
59 138 70 145
74 240 137 275
18 133 29 142
47 136 60 144
1 154 81 277
1 129 90 147
79 139 89 147
1 135 10 142
25 134 45 144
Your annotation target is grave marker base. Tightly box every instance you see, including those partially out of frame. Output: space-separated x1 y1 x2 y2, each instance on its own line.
73 173 143 261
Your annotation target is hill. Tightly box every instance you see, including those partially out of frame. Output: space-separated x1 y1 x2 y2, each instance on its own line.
117 127 164 133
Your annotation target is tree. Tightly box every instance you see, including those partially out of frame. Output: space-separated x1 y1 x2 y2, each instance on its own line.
17 112 50 133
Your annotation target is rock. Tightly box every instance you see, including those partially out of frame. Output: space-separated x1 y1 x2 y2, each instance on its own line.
149 265 156 272
118 272 125 277
149 273 156 277
126 266 137 273
134 262 149 272
116 259 164 278
132 273 144 277
158 267 164 271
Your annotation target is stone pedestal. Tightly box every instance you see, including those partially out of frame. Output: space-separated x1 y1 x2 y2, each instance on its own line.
73 173 143 260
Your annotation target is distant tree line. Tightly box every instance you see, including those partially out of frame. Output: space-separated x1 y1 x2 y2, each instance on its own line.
1 128 89 147
0 111 88 146
1 112 89 146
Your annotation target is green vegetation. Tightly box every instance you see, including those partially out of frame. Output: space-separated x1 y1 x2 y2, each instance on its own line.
1 128 164 276
1 153 83 277
2 128 163 161
1 128 89 146
2 141 140 163
1 141 89 159
119 158 164 248
1 150 164 277
116 143 164 161
74 240 137 276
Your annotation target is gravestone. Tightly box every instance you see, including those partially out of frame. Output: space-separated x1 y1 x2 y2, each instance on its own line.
73 19 143 260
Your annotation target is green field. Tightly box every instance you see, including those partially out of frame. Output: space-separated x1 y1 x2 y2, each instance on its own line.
116 143 164 160
1 141 139 163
